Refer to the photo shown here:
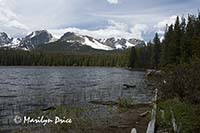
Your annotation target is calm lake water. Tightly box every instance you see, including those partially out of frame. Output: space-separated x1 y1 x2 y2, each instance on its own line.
0 67 153 129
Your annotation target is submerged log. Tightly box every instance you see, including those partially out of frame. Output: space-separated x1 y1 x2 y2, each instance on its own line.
42 106 56 111
89 101 118 106
123 84 136 89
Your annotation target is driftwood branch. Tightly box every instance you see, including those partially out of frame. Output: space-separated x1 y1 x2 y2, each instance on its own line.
170 101 178 132
146 88 158 133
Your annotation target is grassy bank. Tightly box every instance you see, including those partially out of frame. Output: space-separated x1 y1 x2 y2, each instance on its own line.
147 60 200 132
157 99 200 132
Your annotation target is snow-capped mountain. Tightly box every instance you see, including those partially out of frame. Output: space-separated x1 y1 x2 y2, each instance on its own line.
58 32 145 50
0 32 21 48
0 32 13 46
99 37 145 49
59 32 113 50
0 30 145 51
19 30 53 50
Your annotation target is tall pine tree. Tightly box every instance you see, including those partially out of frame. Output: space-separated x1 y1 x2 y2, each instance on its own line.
128 47 137 68
152 33 161 69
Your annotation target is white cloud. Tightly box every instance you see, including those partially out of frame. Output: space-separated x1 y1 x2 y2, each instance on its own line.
0 1 29 37
0 0 90 33
153 15 177 40
49 20 148 40
154 15 177 30
130 24 149 40
0 0 197 41
107 0 119 4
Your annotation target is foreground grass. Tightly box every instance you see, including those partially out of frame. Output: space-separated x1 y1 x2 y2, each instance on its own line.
16 105 92 133
47 106 92 132
18 98 151 133
157 99 200 133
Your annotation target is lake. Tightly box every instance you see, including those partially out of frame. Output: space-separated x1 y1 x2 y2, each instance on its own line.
0 67 153 131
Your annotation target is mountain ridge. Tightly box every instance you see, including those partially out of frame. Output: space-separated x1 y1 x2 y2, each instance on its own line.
0 30 146 51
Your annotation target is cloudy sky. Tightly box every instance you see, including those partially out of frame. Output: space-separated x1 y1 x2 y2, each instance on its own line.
0 0 199 41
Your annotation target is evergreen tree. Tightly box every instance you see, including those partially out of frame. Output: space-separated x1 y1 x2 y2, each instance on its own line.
152 33 161 69
183 15 195 62
128 47 137 68
173 16 182 64
160 25 173 66
146 41 153 68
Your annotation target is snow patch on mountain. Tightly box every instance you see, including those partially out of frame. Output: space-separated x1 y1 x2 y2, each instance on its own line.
29 31 36 38
49 37 58 43
115 44 123 49
11 38 21 47
125 41 136 47
83 37 113 50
